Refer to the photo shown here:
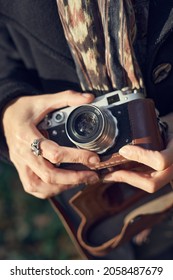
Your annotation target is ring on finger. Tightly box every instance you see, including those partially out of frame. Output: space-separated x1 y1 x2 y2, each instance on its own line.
31 138 44 156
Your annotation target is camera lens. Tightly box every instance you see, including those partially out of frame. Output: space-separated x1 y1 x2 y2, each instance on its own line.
66 105 118 154
74 112 99 138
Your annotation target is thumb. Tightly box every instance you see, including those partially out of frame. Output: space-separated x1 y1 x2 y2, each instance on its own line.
32 90 95 124
39 90 95 112
119 144 173 171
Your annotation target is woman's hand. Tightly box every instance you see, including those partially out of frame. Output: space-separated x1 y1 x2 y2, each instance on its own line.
2 91 100 199
104 115 173 193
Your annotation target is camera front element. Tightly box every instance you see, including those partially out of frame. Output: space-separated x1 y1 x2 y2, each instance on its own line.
66 105 118 154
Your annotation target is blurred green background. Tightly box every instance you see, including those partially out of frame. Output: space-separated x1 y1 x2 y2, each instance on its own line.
0 161 80 260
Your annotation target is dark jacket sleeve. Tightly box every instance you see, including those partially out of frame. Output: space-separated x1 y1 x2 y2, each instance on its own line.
0 23 42 162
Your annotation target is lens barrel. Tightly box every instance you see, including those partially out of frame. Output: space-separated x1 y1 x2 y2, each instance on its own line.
65 105 117 154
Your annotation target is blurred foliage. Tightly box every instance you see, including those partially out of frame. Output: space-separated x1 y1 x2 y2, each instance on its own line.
0 162 80 260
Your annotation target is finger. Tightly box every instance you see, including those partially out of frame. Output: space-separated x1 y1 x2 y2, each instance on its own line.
14 126 100 185
104 165 173 193
39 138 100 166
26 123 100 166
32 91 95 123
21 123 99 167
161 137 173 164
53 91 95 107
27 154 99 185
17 166 75 199
133 229 151 245
119 145 173 171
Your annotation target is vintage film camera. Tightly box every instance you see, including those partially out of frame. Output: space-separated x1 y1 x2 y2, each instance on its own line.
38 88 164 171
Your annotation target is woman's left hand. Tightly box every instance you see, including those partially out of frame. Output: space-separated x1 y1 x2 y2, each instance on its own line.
103 133 173 193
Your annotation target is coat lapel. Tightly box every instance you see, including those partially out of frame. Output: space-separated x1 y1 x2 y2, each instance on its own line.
148 0 173 47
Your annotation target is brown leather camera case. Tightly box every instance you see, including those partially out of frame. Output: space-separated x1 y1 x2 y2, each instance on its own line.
87 98 164 171
50 98 173 258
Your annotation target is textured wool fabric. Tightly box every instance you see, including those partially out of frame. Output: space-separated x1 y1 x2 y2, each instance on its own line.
56 0 144 94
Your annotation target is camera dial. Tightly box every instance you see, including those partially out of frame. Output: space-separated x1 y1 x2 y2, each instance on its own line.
53 112 65 123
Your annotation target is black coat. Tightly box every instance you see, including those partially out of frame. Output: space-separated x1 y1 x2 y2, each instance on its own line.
0 0 173 161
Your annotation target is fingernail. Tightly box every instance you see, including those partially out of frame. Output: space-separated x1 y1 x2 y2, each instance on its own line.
103 174 113 182
83 93 93 98
119 146 132 156
88 156 100 165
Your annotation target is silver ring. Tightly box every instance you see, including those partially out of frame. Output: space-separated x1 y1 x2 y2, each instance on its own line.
31 138 44 156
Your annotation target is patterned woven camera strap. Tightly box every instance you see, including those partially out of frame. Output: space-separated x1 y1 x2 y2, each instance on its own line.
56 0 144 94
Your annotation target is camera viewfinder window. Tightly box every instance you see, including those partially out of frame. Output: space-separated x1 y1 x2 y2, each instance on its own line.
107 94 120 105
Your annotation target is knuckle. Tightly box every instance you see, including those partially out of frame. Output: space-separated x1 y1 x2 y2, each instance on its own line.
113 172 124 183
71 172 80 183
134 152 141 163
156 161 165 171
11 142 21 156
72 171 90 184
116 175 124 183
50 150 63 164
66 90 75 96
42 170 54 184
63 90 74 101
17 128 28 142
72 155 85 164
38 193 50 199
154 152 167 171
9 152 15 162
24 181 37 194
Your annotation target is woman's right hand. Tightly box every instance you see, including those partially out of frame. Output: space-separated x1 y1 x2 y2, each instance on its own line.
2 90 100 199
